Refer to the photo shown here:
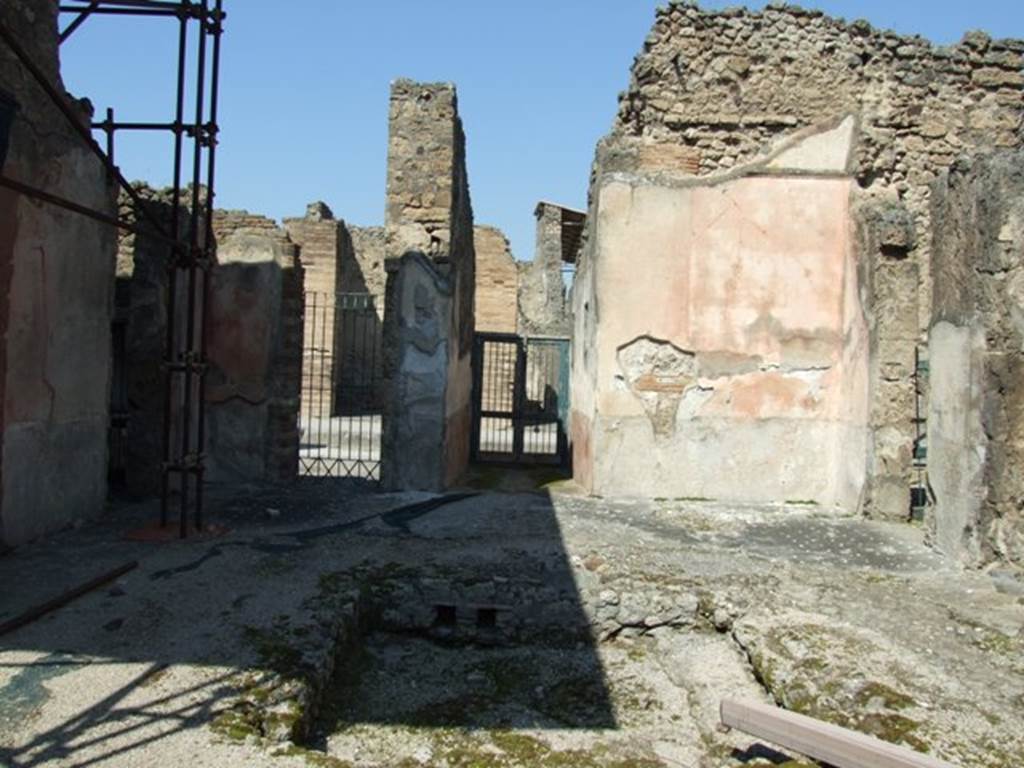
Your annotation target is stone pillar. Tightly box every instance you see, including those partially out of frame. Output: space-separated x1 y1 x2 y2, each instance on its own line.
0 0 117 545
204 223 303 484
857 199 920 520
927 152 1024 568
518 202 579 337
473 225 518 334
284 202 342 418
381 79 475 491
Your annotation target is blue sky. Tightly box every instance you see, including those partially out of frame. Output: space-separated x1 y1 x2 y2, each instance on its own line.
60 1 1024 262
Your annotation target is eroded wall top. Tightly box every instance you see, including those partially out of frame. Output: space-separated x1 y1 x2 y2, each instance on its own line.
615 2 1023 183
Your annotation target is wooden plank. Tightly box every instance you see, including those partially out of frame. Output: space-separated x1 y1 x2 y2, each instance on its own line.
720 698 957 768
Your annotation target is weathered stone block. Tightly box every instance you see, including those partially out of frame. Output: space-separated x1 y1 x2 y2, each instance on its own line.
381 79 475 490
928 152 1024 567
205 228 303 485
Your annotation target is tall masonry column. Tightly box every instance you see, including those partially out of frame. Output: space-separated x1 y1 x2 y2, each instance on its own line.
380 79 476 491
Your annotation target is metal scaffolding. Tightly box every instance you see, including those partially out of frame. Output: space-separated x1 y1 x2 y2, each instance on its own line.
0 0 225 537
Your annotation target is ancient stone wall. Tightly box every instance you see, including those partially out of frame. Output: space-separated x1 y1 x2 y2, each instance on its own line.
344 225 386 300
928 152 1024 568
114 186 177 496
517 202 580 338
285 205 387 416
572 121 869 509
576 2 1023 517
382 79 475 490
114 200 301 492
474 225 517 334
0 0 116 545
211 209 280 240
337 225 386 412
205 223 303 485
284 202 342 419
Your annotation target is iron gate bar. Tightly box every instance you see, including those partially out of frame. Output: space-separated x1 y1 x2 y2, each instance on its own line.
298 292 382 480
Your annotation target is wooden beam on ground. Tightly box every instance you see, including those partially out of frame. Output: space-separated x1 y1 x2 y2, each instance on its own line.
720 698 957 768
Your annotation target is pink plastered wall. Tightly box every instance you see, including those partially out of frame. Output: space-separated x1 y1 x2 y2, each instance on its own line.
581 174 868 510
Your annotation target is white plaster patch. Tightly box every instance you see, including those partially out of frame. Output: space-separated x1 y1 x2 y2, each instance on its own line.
767 116 856 174
676 385 715 420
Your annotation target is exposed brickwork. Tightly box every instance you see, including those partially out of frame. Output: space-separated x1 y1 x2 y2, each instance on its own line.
212 209 282 242
474 225 517 334
284 203 341 418
114 186 178 496
614 2 1023 334
266 240 304 483
285 206 388 417
344 226 387 301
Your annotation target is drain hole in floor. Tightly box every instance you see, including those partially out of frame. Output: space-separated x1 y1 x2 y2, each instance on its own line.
434 604 457 627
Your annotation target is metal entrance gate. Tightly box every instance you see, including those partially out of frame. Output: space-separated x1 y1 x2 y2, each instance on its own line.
299 292 383 479
471 333 570 465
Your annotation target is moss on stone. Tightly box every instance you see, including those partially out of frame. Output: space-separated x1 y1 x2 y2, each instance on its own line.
272 744 356 767
210 706 262 742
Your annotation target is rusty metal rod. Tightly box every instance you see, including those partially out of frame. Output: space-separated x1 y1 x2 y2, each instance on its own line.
194 0 223 531
0 562 138 638
160 2 190 530
71 0 193 9
0 16 173 241
177 0 209 538
92 120 182 132
59 0 101 43
59 6 181 17
0 174 178 246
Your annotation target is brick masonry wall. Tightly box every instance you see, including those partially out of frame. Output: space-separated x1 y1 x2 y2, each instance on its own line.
285 208 388 417
114 186 179 496
474 225 518 334
284 206 340 419
212 209 281 243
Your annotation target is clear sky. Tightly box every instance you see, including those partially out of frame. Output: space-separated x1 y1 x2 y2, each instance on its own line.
59 1 1024 262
